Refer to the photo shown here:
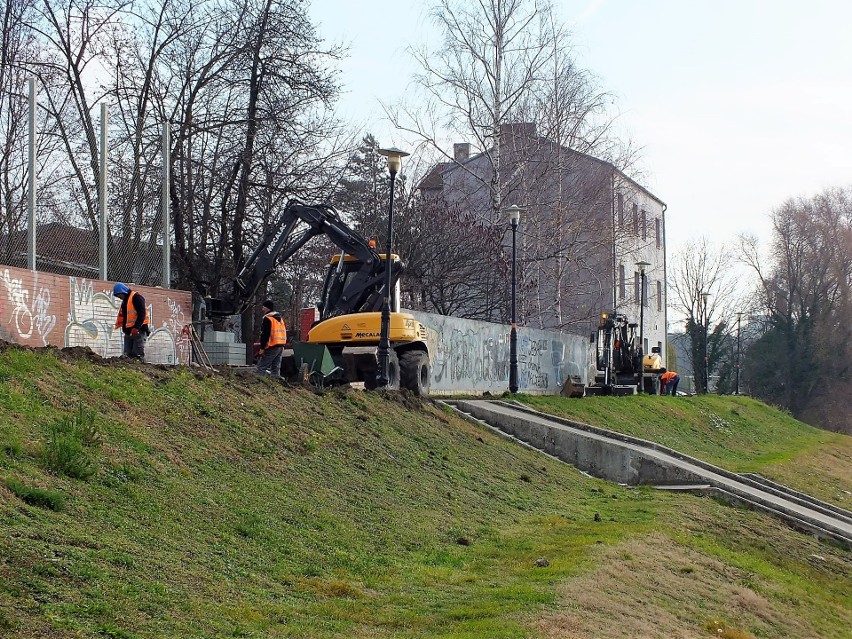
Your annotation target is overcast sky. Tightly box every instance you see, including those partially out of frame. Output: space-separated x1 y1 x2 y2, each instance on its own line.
309 0 852 257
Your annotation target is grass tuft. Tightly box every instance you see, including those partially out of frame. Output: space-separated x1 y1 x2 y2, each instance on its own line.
2 437 23 458
703 620 756 639
41 402 101 479
4 477 65 511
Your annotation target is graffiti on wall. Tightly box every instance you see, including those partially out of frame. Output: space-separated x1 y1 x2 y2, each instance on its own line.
1 269 57 345
65 278 123 358
0 265 191 365
65 278 190 364
409 309 589 395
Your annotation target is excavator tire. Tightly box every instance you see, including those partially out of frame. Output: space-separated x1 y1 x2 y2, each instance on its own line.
400 350 430 396
364 350 400 391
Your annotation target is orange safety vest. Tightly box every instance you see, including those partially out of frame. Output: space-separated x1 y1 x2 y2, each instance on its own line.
115 291 149 330
265 313 287 347
660 371 677 384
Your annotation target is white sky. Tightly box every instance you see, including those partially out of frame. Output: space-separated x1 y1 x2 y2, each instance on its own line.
309 0 852 257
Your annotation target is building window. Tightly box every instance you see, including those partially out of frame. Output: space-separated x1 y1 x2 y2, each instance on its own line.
655 218 661 249
632 203 638 235
619 264 625 299
657 281 662 311
618 193 624 226
634 271 640 302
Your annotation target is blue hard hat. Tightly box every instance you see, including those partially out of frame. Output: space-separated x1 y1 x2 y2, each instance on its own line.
113 282 130 296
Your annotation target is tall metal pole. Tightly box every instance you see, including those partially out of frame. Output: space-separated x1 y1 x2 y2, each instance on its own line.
639 271 645 393
99 103 109 280
27 78 36 271
375 147 408 389
735 311 743 395
376 168 397 388
636 261 650 394
702 294 710 394
161 122 171 289
509 215 519 393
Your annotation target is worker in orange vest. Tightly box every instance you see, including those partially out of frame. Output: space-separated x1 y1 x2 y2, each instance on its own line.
113 282 150 359
256 299 287 376
660 370 680 396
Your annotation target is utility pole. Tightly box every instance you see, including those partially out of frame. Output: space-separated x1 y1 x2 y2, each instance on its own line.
735 311 743 395
700 292 711 393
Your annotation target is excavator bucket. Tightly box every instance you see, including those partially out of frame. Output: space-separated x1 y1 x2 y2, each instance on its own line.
291 342 343 387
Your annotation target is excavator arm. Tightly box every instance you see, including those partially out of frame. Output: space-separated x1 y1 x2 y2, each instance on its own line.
206 200 397 317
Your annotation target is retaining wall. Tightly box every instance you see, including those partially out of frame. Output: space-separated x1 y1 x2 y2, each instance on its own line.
0 264 192 365
406 310 591 395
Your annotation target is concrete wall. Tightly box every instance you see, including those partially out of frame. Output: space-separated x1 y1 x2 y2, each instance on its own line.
0 264 191 364
406 310 591 395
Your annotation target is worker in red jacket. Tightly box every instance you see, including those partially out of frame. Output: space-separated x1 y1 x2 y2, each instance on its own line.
256 299 287 376
113 282 149 359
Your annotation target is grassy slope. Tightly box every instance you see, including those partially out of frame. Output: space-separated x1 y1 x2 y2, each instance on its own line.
517 394 852 507
0 345 847 638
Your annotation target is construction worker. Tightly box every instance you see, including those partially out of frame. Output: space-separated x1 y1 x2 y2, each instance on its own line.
256 299 287 376
660 370 681 396
113 282 149 359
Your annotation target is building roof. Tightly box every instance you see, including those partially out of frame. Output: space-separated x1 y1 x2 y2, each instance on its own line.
420 123 666 209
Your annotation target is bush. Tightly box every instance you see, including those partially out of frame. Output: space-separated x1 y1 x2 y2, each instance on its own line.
41 403 101 480
43 433 96 479
5 478 65 511
2 438 23 458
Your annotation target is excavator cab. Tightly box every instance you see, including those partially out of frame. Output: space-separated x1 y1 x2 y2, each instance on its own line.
317 252 402 321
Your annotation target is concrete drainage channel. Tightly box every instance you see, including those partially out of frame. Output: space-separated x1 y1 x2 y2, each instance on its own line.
443 399 852 550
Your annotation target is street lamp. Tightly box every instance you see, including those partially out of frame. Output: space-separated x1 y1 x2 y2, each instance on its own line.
503 205 522 393
700 291 711 393
735 311 744 395
635 261 650 393
375 146 409 389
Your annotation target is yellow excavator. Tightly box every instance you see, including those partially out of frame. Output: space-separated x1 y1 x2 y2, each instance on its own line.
205 200 431 395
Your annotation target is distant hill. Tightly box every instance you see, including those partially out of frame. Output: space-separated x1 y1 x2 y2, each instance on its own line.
0 343 849 638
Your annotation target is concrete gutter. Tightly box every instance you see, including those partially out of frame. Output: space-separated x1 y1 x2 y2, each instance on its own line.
445 399 852 549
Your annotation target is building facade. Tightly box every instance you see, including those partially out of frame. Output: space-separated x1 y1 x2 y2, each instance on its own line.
419 123 668 364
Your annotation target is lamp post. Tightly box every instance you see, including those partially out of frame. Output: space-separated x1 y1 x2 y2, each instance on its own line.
375 146 409 388
635 261 650 393
700 291 711 393
503 205 522 393
735 311 743 395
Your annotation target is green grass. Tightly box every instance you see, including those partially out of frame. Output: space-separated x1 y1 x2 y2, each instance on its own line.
0 343 849 638
516 393 852 505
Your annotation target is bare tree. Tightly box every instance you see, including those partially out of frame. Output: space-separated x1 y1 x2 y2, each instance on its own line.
389 0 635 329
669 237 743 392
29 0 130 231
0 0 38 261
740 188 852 431
397 192 507 320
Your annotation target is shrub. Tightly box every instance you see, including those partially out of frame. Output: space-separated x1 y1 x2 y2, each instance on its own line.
2 438 23 458
5 478 65 511
42 404 101 480
43 432 96 479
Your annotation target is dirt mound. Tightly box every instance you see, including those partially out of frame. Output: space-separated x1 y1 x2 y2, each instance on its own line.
58 345 105 363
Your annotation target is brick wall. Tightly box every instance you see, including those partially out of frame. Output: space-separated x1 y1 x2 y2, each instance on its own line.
0 265 192 365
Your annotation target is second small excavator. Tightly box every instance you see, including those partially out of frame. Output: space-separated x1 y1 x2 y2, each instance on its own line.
585 311 641 395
